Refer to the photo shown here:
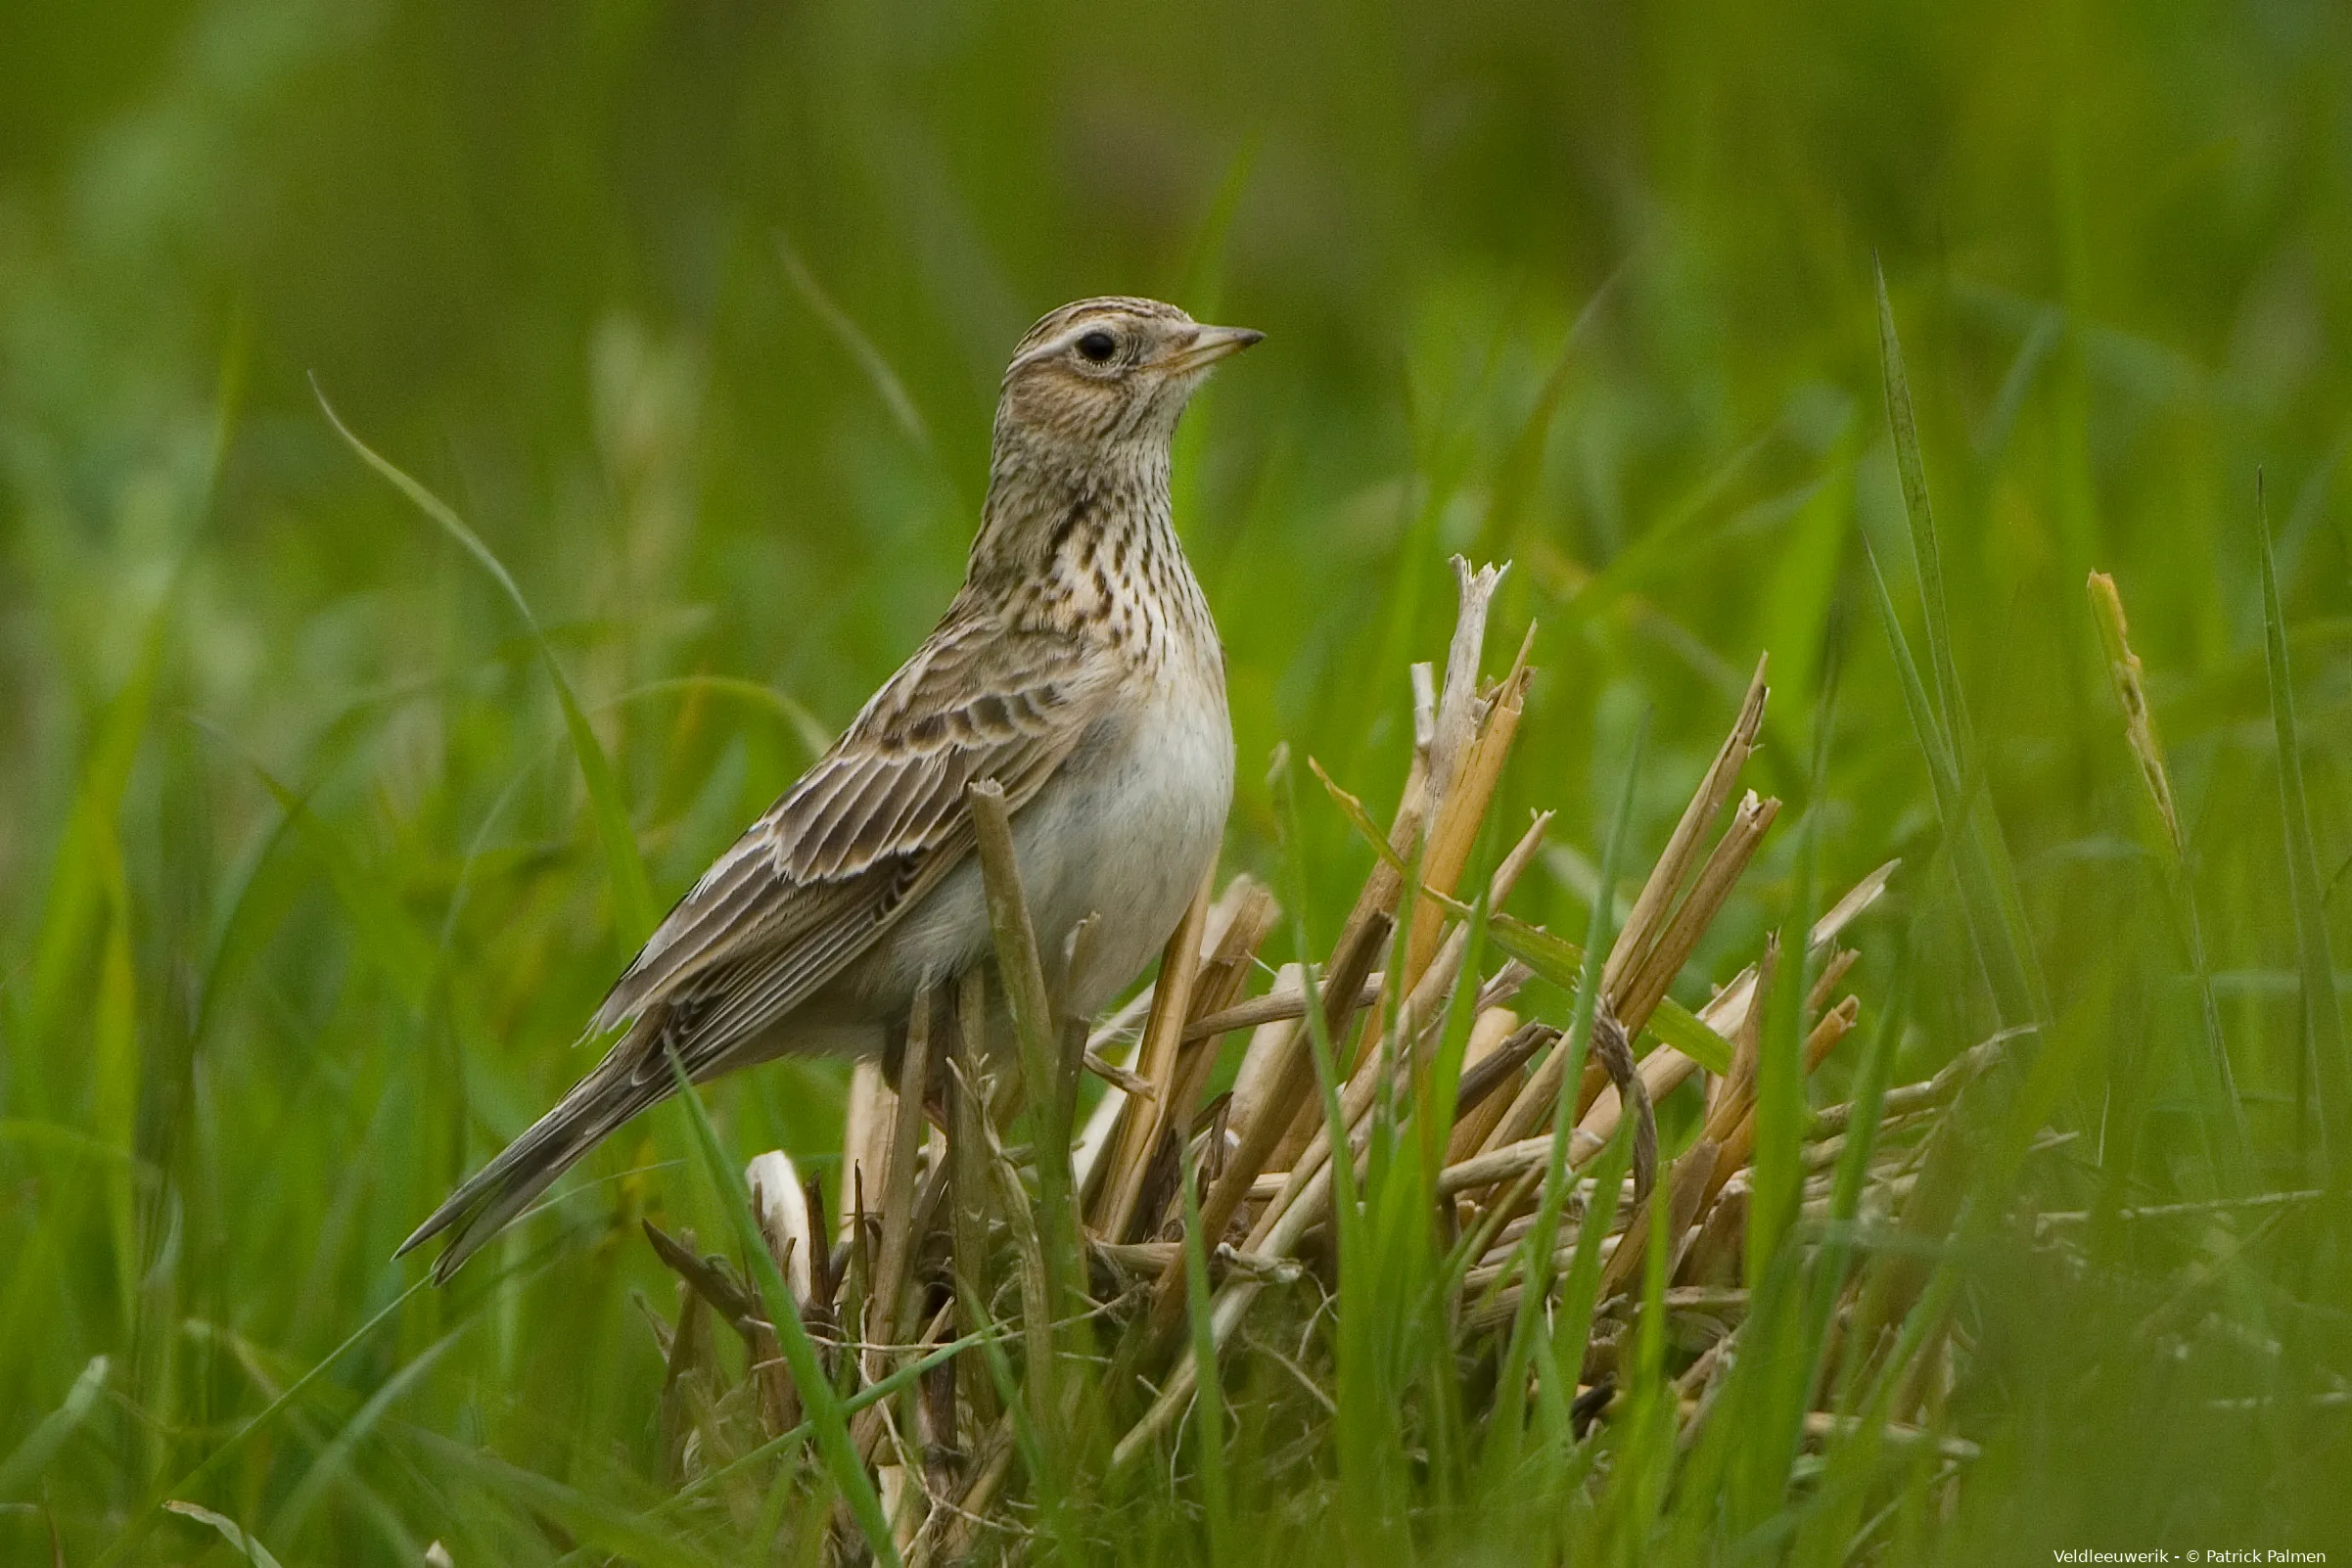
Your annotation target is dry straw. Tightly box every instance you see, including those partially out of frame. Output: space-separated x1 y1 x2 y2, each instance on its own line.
629 556 1994 1558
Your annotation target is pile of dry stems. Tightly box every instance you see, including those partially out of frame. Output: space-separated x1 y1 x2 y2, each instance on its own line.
631 558 1993 1561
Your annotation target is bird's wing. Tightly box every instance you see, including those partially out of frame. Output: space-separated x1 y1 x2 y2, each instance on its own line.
595 611 1119 1054
399 609 1118 1277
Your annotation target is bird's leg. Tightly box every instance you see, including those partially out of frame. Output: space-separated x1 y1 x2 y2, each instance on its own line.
913 985 953 1132
879 1016 909 1095
1054 914 1103 1146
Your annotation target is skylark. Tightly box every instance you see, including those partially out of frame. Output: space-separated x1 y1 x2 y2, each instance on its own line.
401 297 1260 1280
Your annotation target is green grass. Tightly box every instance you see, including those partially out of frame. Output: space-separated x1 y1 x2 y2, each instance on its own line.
7 0 2352 1560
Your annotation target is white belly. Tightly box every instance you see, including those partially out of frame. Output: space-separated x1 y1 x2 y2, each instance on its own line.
864 665 1233 1019
1028 669 1234 1014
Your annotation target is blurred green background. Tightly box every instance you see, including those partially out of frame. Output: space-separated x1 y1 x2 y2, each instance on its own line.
7 0 2352 1560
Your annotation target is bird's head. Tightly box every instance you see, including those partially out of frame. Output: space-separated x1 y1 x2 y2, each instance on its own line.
992 297 1262 464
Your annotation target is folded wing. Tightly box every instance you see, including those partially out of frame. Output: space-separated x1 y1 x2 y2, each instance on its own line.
399 609 1115 1278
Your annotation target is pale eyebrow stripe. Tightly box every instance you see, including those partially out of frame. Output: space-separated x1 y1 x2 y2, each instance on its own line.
1006 325 1096 375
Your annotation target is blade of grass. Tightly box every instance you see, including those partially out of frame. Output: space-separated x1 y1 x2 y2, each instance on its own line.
1542 1113 1637 1449
1416 892 1491 1191
661 1048 899 1568
396 1425 731 1568
1623 1160 1679 1535
312 379 657 946
12 596 166 1346
947 971 1001 1432
548 1325 993 1565
775 235 960 524
1870 279 2048 1028
1773 947 1914 1546
1812 1002 2087 1537
1276 747 1405 1554
1678 948 1893 1546
1477 266 1626 561
777 237 935 458
1874 259 1971 761
1727 657 1837 1531
2088 571 2252 1183
236 759 438 1009
1316 754 1738 1076
1862 538 2039 1027
265 1317 474 1542
1176 1130 1234 1562
1484 915 1732 1076
0 1355 109 1500
1750 640 1835 1288
87 824 140 1337
952 1288 1066 1563
1490 715 1645 1460
2259 477 2351 1176
161 1502 286 1568
964 777 1082 1439
90 1279 431 1566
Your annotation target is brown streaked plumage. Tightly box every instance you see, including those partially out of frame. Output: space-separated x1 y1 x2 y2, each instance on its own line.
400 297 1260 1280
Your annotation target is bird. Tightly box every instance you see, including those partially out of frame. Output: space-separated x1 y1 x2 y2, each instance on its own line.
399 297 1261 1281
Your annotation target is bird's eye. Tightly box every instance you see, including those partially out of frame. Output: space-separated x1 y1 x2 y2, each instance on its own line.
1076 330 1118 363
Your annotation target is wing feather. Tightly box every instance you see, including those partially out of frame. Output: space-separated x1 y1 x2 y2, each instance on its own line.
402 607 1120 1276
596 610 1114 1037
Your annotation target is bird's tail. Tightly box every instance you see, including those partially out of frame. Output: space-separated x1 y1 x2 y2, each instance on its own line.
396 1042 671 1283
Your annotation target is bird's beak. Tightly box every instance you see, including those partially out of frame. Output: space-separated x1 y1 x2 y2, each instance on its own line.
1166 324 1265 373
